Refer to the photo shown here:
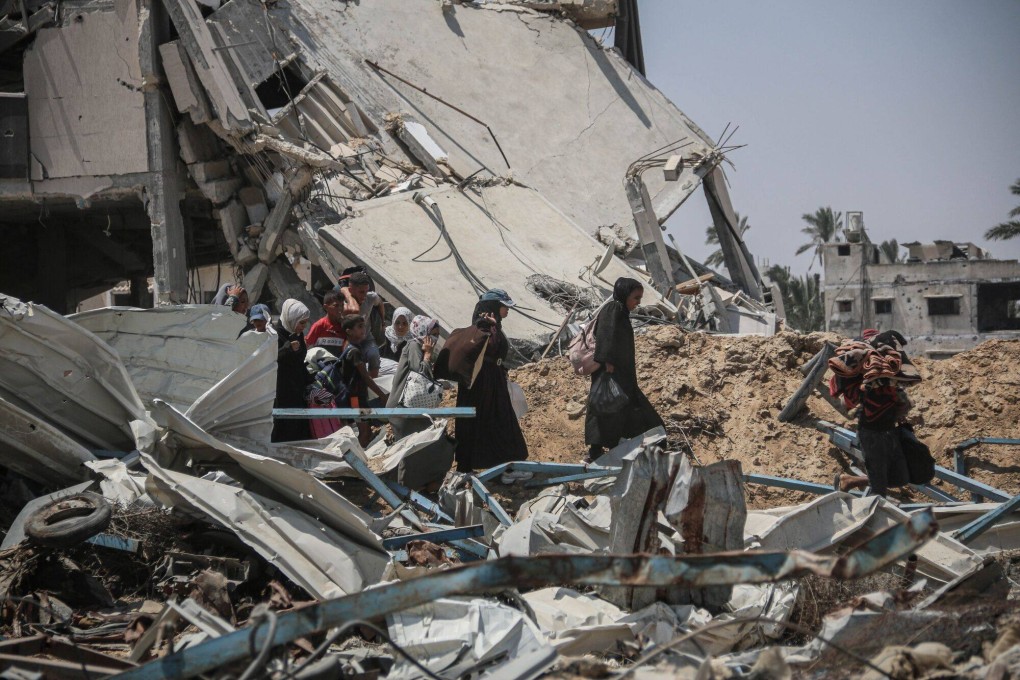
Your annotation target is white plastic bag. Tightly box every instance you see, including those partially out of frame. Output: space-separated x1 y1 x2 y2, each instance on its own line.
508 381 528 420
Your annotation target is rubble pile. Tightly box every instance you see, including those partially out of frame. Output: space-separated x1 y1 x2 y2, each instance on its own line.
2 297 1020 678
513 329 1020 507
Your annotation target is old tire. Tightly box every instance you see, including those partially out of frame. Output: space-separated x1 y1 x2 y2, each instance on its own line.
25 492 112 548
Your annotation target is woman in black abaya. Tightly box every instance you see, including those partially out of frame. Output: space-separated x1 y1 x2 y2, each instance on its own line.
585 278 664 461
454 290 530 480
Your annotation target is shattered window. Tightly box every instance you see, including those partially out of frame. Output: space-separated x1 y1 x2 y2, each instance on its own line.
873 299 892 315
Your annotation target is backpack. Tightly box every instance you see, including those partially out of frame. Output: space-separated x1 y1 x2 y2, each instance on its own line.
568 300 611 376
308 344 355 406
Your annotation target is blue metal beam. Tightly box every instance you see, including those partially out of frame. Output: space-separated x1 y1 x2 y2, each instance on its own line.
114 511 937 680
469 476 513 526
744 473 836 495
86 533 140 553
339 450 424 531
273 407 476 420
385 480 455 524
525 468 620 488
953 492 1020 544
383 524 485 550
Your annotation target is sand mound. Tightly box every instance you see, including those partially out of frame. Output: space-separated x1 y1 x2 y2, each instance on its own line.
510 329 1020 508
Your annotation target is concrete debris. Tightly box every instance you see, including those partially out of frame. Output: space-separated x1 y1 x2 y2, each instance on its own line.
3 0 1020 676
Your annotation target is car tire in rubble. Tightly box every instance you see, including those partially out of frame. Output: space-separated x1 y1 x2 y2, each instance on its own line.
25 492 113 548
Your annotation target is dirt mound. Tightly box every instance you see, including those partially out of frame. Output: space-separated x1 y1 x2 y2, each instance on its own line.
510 330 1020 508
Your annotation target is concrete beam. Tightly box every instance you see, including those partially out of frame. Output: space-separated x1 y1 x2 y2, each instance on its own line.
703 166 763 302
140 0 188 304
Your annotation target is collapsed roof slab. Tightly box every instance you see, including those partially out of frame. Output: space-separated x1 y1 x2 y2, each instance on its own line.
278 0 717 237
310 182 650 344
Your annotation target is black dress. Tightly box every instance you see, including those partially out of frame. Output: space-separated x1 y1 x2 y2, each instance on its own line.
585 301 663 449
454 309 529 471
271 322 312 442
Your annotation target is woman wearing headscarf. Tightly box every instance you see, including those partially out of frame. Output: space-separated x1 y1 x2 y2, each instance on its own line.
454 289 530 480
380 307 414 361
271 299 312 442
212 283 249 315
386 315 441 440
585 277 663 461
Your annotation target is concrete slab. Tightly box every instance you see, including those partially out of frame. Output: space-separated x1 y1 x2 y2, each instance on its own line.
280 0 717 239
312 182 650 344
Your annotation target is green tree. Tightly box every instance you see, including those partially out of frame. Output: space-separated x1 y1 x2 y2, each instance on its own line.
766 264 824 332
879 239 903 263
796 207 843 269
703 213 750 268
984 179 1020 241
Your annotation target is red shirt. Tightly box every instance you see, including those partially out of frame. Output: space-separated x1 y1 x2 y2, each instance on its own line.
305 316 346 355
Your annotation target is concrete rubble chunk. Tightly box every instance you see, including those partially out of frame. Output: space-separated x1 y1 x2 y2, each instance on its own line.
188 159 232 184
159 40 213 124
177 119 221 164
197 176 243 205
213 199 247 257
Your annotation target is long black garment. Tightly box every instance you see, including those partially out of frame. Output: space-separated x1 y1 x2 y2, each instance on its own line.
271 322 312 442
454 301 529 470
584 301 663 448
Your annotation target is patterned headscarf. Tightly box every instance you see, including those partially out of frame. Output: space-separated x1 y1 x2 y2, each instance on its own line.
409 315 438 343
384 307 413 352
280 299 310 334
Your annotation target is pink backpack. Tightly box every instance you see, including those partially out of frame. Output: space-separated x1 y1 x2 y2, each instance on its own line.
568 301 609 376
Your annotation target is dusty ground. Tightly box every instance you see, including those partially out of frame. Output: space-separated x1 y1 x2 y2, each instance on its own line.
510 330 1020 508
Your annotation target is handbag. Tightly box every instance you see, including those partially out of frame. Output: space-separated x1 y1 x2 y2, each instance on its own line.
400 370 444 409
590 371 630 415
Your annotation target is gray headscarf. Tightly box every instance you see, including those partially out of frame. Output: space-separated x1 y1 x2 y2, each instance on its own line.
280 299 310 334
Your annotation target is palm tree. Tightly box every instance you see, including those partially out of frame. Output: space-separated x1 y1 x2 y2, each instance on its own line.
796 207 843 269
703 212 750 268
879 239 903 264
984 179 1020 241
765 265 824 331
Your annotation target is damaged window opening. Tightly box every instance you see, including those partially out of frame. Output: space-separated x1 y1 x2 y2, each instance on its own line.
977 283 1020 331
255 62 309 112
873 299 892 315
927 297 961 316
837 299 852 313
837 245 851 256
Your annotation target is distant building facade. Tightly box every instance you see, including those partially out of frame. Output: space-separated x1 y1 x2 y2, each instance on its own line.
822 239 1020 357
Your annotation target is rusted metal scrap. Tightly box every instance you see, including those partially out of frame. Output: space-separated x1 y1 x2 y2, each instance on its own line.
117 510 937 680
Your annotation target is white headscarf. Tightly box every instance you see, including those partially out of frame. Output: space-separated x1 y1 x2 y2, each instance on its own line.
384 307 413 352
280 299 310 334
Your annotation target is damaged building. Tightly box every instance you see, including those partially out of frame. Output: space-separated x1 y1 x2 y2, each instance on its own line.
823 232 1020 357
1 0 769 344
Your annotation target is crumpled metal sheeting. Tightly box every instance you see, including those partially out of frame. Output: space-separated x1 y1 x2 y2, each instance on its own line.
386 597 549 679
116 511 936 680
0 395 97 487
85 459 151 506
146 400 385 552
73 306 276 442
143 455 389 600
0 296 151 451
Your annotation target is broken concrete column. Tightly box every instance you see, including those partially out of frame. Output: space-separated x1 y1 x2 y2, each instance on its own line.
258 191 295 264
600 444 679 610
242 262 270 304
664 457 747 609
159 40 212 124
239 186 268 224
176 119 220 165
214 199 247 258
267 260 323 323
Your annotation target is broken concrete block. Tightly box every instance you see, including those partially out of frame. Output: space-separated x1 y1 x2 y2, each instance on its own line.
397 120 450 178
198 176 242 205
214 199 247 257
239 186 269 224
242 262 269 304
267 260 323 323
159 40 213 124
258 191 295 264
176 120 220 165
188 159 232 184
236 244 258 268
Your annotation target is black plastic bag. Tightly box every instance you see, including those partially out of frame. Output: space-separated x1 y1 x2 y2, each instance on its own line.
899 424 935 485
590 372 630 415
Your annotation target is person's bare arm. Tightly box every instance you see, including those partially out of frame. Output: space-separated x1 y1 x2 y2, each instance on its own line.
340 288 360 315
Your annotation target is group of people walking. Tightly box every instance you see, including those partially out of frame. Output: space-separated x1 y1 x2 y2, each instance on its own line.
221 273 663 483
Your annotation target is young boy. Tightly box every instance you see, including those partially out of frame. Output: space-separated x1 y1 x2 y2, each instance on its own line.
305 290 346 354
338 314 387 446
341 272 386 349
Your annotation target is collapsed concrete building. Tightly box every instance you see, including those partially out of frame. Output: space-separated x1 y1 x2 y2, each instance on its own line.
822 235 1020 357
0 0 769 346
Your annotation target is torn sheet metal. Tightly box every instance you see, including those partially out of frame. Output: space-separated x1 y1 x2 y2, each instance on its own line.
72 306 276 442
522 587 632 656
364 420 455 488
282 0 717 237
145 400 385 553
0 295 151 451
930 503 1020 554
119 511 936 680
0 395 96 487
498 494 611 556
143 454 388 599
386 597 549 679
313 182 657 344
86 458 150 506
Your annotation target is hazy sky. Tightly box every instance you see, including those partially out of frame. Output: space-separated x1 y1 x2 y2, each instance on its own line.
631 1 1020 274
